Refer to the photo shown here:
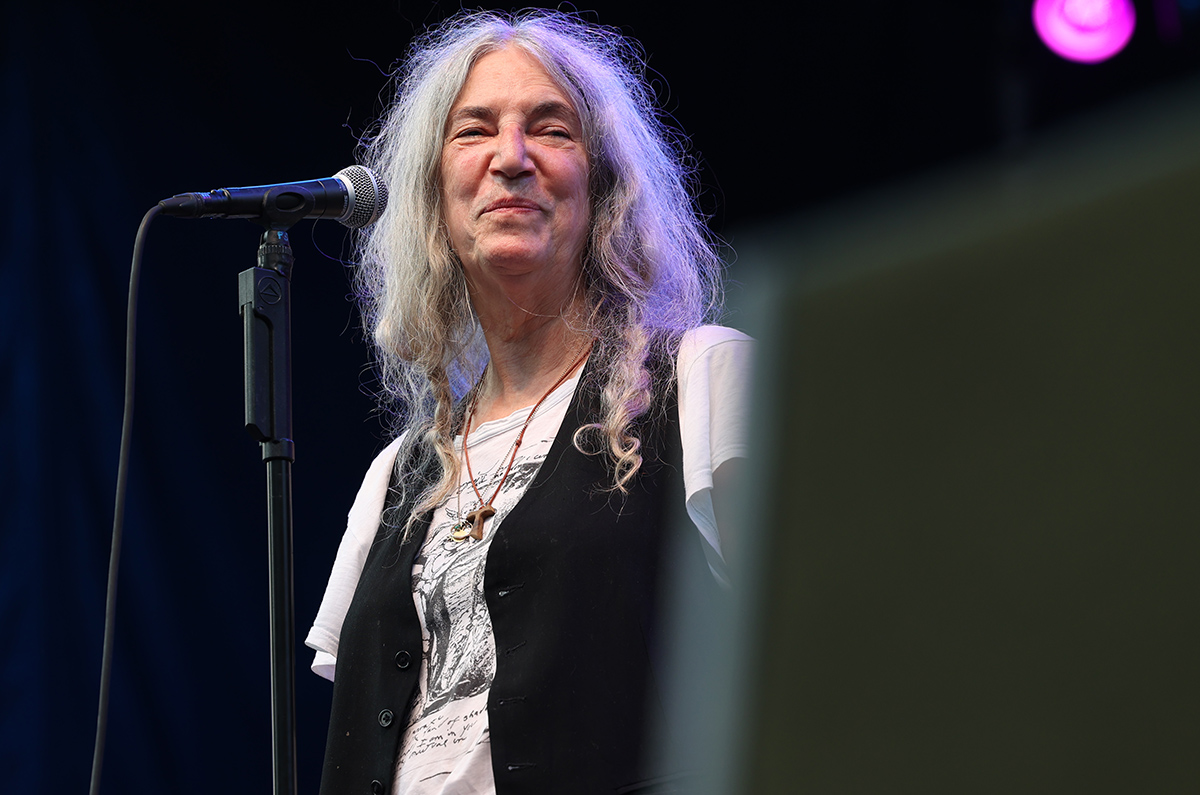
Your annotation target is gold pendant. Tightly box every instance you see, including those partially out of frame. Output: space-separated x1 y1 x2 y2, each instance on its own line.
449 504 495 542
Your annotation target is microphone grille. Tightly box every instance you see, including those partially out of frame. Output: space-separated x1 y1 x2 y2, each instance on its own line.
335 165 389 229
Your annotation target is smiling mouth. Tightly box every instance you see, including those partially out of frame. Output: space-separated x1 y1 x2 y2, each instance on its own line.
483 199 541 214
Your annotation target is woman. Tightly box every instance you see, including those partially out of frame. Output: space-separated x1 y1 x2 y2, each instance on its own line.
307 10 753 794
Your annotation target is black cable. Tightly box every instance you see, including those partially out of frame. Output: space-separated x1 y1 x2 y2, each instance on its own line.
89 204 160 795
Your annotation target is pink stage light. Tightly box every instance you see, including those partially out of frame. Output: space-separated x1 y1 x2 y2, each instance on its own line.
1033 0 1137 63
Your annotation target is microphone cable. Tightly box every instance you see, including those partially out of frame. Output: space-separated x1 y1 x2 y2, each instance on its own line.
89 204 160 795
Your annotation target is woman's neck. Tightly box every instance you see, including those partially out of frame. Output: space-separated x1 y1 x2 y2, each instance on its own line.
470 294 593 424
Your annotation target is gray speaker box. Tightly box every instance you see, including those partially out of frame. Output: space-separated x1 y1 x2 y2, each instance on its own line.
725 77 1200 794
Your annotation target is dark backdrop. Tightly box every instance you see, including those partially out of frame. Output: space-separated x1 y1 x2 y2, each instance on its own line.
3 1 1199 793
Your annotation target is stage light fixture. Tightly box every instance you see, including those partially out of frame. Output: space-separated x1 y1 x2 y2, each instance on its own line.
1033 0 1137 63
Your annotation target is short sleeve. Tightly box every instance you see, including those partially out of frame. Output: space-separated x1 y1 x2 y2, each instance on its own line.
304 435 404 681
677 326 755 563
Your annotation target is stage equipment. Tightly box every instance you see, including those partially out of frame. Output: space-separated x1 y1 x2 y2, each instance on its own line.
227 169 383 795
94 166 385 795
1033 0 1136 62
159 165 387 229
726 72 1200 795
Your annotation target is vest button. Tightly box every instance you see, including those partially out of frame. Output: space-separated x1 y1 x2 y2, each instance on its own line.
395 650 412 669
370 779 384 794
378 709 394 728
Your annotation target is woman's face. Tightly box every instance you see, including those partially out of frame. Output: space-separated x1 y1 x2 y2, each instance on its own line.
440 46 590 297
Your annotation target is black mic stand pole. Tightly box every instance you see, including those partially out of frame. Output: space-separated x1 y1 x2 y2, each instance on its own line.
240 223 299 795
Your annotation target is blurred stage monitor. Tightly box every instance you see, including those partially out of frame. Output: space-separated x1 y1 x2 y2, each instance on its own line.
727 75 1200 794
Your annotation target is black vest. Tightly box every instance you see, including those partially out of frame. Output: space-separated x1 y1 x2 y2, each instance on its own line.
319 366 722 795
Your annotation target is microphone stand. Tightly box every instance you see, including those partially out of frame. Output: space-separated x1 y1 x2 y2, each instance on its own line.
240 223 298 795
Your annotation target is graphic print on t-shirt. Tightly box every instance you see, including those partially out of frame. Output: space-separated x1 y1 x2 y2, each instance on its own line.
413 457 543 713
395 415 561 793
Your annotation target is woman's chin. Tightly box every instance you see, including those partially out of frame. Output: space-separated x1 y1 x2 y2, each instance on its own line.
468 245 564 279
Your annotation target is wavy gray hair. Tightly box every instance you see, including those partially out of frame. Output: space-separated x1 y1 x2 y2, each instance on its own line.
354 9 723 528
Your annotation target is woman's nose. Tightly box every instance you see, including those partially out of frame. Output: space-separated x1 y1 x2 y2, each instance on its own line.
491 124 533 178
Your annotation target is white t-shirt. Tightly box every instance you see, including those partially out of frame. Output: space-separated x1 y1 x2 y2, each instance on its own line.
305 325 753 794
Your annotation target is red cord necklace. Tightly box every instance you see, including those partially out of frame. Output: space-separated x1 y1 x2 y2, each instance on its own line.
449 341 594 542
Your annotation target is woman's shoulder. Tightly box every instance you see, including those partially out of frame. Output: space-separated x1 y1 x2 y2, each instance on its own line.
366 434 407 481
677 325 754 373
343 435 407 542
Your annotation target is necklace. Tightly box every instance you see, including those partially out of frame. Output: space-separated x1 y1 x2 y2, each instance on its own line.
449 341 595 542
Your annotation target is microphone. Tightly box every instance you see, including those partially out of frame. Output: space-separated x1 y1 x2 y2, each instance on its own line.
158 165 388 229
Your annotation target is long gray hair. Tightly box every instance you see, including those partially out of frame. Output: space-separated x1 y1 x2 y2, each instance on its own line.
354 9 723 528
